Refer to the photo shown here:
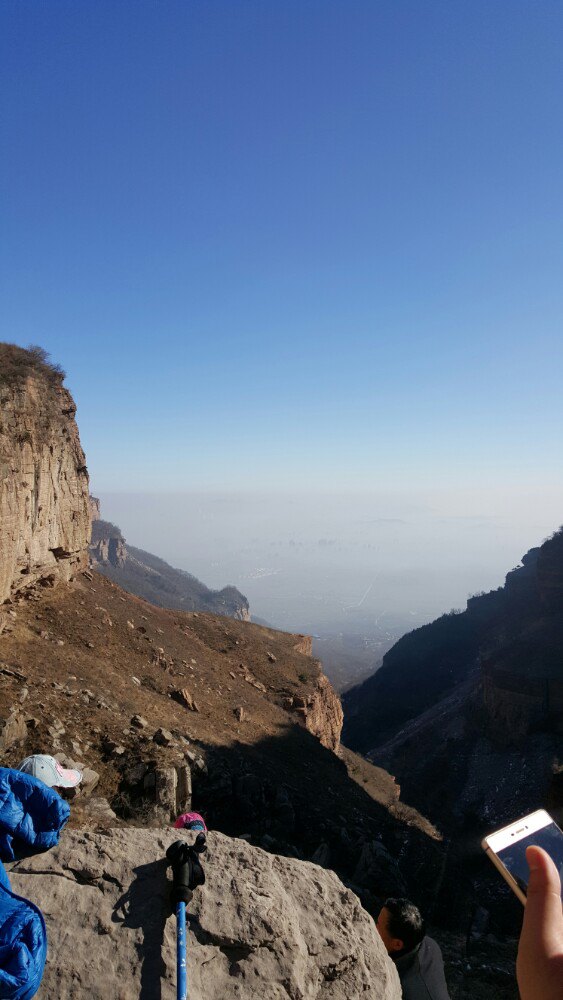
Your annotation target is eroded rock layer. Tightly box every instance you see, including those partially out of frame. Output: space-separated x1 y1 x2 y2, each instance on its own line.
0 354 91 602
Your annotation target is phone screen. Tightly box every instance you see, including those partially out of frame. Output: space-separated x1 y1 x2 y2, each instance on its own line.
497 822 563 898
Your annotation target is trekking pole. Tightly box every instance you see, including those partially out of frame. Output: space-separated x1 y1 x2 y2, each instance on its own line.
176 895 187 1000
166 832 207 1000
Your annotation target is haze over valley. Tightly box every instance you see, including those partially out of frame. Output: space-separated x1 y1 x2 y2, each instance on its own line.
100 488 562 689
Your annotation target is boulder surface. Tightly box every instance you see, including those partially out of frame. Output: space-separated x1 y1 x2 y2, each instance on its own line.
9 828 400 999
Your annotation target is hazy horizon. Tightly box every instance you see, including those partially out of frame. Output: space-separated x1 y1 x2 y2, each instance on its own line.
99 488 562 685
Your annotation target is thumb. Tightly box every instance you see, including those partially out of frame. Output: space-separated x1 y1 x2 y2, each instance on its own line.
521 846 562 950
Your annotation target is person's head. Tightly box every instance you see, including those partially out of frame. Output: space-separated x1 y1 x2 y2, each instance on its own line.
173 811 207 833
376 898 426 955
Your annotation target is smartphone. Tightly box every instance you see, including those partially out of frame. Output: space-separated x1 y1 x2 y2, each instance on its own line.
482 809 563 904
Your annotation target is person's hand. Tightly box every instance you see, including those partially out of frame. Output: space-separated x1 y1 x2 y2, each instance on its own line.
517 845 563 999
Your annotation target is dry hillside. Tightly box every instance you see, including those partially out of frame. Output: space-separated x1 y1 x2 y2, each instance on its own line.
0 569 442 914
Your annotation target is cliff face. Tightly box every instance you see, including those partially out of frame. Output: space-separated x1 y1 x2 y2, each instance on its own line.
302 672 344 751
477 531 563 742
346 529 563 862
537 529 563 611
90 516 251 620
89 495 101 521
481 663 563 739
0 347 91 603
344 530 563 934
343 531 563 753
278 640 343 751
343 611 480 752
91 532 127 568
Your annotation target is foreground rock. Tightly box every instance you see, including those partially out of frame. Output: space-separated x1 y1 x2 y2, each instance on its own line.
9 828 400 999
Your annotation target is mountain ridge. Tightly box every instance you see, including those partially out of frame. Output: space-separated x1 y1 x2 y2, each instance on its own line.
342 534 563 753
90 514 250 621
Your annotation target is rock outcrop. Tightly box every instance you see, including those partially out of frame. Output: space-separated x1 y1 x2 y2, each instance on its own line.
9 828 401 1000
89 495 101 522
91 531 127 568
90 516 251 621
536 531 563 610
343 528 563 931
0 344 91 603
301 673 344 752
293 635 313 657
344 528 563 753
275 641 343 752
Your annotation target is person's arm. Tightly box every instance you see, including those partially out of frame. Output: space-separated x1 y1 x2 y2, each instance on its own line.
517 845 563 999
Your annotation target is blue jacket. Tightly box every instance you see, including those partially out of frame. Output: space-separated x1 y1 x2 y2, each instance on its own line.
0 768 70 999
0 861 46 1000
0 767 70 862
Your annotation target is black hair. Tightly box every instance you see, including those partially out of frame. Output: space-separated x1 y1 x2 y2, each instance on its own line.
384 898 426 952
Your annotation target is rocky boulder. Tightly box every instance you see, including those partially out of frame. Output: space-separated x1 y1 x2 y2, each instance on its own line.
9 828 400 999
0 708 28 750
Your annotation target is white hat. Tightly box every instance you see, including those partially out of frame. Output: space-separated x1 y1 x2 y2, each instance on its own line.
19 754 82 789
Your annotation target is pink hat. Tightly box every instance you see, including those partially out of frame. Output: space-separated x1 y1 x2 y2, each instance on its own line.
19 754 82 789
173 811 207 832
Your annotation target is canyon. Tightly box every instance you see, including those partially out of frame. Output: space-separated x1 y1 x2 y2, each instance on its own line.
0 344 448 997
4 342 556 996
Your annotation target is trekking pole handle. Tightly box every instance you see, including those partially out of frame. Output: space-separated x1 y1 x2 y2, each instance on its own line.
166 836 206 907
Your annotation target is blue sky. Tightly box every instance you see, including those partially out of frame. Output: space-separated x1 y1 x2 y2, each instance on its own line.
1 0 562 497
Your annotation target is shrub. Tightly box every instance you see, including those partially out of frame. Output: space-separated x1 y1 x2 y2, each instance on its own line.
91 519 124 543
0 343 65 388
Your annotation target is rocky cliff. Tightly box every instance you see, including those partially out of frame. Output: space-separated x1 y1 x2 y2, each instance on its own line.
301 673 344 752
343 532 563 753
8 828 401 999
91 516 251 621
343 529 563 936
90 519 127 568
0 344 91 604
89 495 101 521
